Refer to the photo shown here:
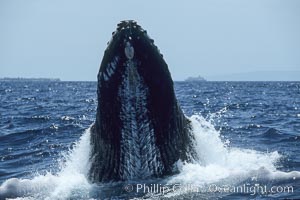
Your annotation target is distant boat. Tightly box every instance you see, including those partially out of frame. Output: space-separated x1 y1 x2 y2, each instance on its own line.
185 75 207 82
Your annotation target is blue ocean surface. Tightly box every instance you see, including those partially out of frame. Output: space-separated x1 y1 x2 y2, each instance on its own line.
0 81 299 199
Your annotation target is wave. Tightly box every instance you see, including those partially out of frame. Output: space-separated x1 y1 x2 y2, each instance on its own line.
0 128 92 199
168 116 299 184
261 128 283 138
0 115 299 199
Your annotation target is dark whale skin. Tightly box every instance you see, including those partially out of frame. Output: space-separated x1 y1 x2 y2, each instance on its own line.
89 20 195 182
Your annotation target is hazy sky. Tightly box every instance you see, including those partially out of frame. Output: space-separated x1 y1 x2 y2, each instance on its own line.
1 0 299 81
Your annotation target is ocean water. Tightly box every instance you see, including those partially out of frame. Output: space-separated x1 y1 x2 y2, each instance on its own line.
0 81 299 199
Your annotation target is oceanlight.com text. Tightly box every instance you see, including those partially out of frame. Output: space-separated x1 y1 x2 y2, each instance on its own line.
123 183 294 196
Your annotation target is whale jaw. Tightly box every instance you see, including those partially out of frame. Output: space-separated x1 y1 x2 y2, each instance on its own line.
89 20 195 182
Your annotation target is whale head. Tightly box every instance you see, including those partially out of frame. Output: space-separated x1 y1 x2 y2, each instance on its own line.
90 20 194 182
97 20 173 97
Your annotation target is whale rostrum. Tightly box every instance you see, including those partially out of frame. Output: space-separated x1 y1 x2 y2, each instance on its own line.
89 20 196 182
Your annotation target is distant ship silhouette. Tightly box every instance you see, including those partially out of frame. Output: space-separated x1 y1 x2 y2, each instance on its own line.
185 75 207 82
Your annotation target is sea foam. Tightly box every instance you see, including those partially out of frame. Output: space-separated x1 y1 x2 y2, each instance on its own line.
0 115 299 199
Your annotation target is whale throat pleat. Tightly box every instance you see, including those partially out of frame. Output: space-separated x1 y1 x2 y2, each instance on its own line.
118 60 163 179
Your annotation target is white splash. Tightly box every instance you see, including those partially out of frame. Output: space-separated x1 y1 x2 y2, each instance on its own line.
167 115 300 186
0 128 92 200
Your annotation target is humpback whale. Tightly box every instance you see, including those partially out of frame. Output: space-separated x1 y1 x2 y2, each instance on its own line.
89 20 195 182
